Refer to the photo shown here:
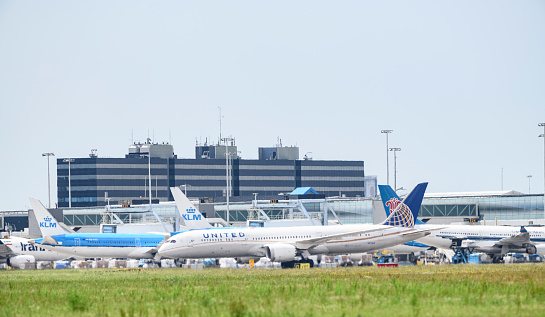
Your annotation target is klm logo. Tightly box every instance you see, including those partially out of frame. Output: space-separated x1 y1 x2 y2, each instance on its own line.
183 208 201 221
39 216 57 228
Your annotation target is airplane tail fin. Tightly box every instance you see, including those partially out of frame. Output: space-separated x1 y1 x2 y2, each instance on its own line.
29 198 68 236
170 187 212 229
379 184 426 225
381 182 428 228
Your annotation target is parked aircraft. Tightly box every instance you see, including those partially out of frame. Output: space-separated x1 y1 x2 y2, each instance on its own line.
0 198 69 268
30 187 215 259
379 185 545 261
159 183 435 268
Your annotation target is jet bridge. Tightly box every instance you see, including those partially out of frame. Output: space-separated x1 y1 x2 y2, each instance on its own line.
244 198 342 227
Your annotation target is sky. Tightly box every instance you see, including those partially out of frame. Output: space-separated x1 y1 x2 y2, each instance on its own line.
1 1 544 211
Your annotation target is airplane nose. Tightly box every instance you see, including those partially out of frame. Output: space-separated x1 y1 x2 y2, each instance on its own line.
158 243 174 258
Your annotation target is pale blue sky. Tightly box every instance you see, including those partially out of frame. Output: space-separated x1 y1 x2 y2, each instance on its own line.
1 1 544 210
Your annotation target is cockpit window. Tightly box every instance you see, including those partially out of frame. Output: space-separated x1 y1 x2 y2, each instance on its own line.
170 240 176 243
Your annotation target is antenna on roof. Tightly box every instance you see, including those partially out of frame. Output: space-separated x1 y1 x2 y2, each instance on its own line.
218 107 223 145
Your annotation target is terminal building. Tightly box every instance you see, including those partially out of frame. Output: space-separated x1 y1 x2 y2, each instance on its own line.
56 140 366 208
2 189 543 236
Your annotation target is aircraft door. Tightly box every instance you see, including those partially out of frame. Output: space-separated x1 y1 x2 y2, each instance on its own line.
135 238 141 247
75 238 80 246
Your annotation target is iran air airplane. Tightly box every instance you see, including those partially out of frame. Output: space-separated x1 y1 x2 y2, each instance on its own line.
30 187 214 259
379 185 545 261
159 183 436 268
0 198 70 268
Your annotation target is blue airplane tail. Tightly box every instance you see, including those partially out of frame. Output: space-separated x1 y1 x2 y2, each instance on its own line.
381 183 428 227
379 184 426 225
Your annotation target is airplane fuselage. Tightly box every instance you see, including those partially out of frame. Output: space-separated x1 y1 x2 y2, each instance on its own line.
36 233 168 259
1 237 68 261
159 224 428 259
415 225 545 252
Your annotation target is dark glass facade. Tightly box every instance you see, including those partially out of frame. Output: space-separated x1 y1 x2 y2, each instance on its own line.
57 157 364 207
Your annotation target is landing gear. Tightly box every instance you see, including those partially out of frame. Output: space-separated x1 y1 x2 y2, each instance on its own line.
280 259 314 269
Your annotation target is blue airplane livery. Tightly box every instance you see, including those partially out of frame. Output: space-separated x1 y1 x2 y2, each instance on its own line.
378 184 545 260
30 187 216 260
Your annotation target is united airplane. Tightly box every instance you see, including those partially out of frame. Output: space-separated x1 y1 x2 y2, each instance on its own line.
159 183 435 268
379 185 545 261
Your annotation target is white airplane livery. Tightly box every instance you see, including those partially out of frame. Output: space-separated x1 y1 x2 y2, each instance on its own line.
30 187 213 260
159 183 435 268
0 198 69 268
379 185 545 261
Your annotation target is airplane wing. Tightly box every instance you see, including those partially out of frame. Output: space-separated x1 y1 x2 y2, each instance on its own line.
294 227 389 250
30 236 59 246
493 231 530 247
0 240 15 257
149 235 172 261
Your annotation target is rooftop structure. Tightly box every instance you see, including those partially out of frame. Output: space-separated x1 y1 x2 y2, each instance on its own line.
56 140 365 207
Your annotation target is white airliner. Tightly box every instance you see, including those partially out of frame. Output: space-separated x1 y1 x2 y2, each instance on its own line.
159 183 435 268
0 198 69 268
379 185 545 261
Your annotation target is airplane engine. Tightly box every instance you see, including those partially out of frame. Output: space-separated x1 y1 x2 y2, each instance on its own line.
8 255 36 269
534 244 545 255
265 244 297 262
526 245 537 254
235 257 261 264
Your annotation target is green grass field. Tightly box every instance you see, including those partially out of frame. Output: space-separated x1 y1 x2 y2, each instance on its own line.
1 264 545 317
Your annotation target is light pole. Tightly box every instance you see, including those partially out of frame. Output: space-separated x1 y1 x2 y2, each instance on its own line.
389 148 401 192
381 130 393 185
527 175 533 194
221 137 236 224
539 122 545 218
42 153 55 208
63 158 74 208
181 184 189 196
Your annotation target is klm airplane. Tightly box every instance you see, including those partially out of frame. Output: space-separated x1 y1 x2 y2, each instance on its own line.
159 183 437 268
31 187 213 259
379 185 545 261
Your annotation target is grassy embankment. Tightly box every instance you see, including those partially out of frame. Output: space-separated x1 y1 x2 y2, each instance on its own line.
1 264 545 317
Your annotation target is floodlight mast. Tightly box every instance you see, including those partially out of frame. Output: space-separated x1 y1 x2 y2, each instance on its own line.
539 122 545 218
42 153 55 208
381 130 393 185
63 158 75 208
389 148 401 192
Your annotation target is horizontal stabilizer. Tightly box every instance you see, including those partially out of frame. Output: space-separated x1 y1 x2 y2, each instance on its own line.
40 236 59 245
495 231 530 247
